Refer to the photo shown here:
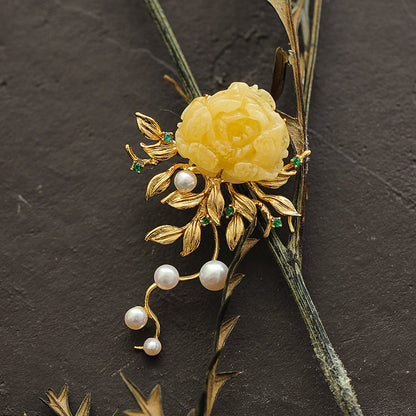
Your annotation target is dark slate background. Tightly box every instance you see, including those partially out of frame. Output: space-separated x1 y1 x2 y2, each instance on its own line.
1 1 415 415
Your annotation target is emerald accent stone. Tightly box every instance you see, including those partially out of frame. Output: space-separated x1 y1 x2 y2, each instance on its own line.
224 206 234 217
272 217 282 228
201 216 211 226
292 156 301 167
132 162 143 173
163 132 174 142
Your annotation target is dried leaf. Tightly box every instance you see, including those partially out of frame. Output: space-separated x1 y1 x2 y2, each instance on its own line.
42 385 94 416
181 220 201 256
225 273 244 299
145 225 184 245
207 183 224 226
271 47 288 101
161 190 204 209
146 170 174 200
75 395 91 416
262 194 301 217
135 112 163 141
256 169 297 189
206 372 241 416
140 142 177 161
217 317 239 352
225 214 244 251
231 190 257 221
43 385 72 416
278 112 304 153
121 373 164 416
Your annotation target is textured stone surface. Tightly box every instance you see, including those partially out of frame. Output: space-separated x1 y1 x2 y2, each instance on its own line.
1 1 415 415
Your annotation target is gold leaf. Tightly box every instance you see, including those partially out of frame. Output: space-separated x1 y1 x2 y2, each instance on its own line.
207 183 224 226
186 410 196 416
145 225 184 245
217 316 239 352
256 169 297 189
231 190 257 221
135 112 163 141
121 373 164 416
146 170 174 200
140 142 177 161
263 195 301 216
161 190 204 210
225 214 244 251
181 220 201 256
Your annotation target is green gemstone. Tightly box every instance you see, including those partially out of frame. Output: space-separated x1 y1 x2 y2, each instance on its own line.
132 162 143 173
224 206 234 217
272 217 282 228
201 216 211 226
163 132 174 142
292 156 301 167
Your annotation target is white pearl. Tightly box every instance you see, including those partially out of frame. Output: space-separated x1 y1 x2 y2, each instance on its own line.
124 306 148 330
199 260 229 291
154 264 180 290
174 170 197 192
143 337 162 356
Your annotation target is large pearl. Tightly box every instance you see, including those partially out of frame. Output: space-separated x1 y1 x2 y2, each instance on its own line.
174 170 197 192
154 264 180 290
199 260 228 291
143 337 162 356
124 306 148 330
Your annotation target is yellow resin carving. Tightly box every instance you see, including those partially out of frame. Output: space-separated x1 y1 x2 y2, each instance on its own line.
175 82 290 183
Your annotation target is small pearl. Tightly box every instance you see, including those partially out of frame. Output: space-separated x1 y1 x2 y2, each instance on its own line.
143 337 162 356
199 260 228 291
174 170 197 192
154 264 180 290
124 306 148 330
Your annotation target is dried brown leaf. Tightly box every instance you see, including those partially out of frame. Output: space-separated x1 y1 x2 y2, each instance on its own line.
217 317 239 352
181 220 201 256
225 273 244 299
121 373 164 416
146 170 174 200
271 47 288 101
206 372 241 416
42 385 93 416
225 214 244 251
145 225 184 245
263 195 301 217
140 142 177 161
161 190 204 209
207 183 224 226
135 112 163 141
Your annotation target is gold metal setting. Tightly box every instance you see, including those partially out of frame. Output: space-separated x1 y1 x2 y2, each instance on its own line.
125 110 310 350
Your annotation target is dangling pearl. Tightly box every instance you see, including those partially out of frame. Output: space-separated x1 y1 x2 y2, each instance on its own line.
124 306 148 330
174 170 197 192
199 260 228 291
154 264 180 290
143 337 162 356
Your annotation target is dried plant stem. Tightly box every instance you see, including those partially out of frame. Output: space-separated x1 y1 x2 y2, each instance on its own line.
142 0 201 101
142 0 363 415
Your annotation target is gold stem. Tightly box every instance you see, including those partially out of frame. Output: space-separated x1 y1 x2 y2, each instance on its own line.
136 222 219 348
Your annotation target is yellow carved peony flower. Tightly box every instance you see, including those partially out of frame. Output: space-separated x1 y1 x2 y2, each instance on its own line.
175 82 290 183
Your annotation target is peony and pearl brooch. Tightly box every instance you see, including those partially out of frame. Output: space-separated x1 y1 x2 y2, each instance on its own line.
124 81 310 355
